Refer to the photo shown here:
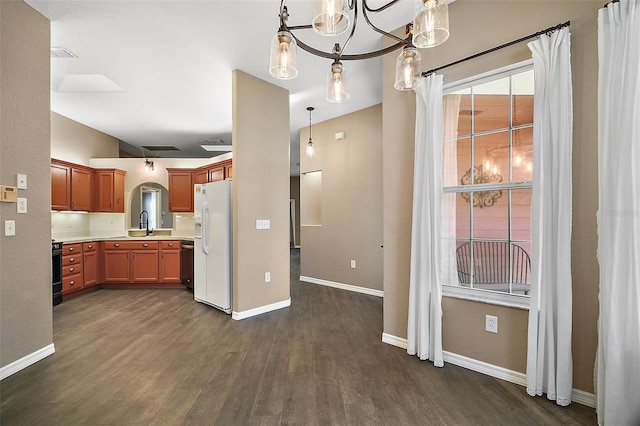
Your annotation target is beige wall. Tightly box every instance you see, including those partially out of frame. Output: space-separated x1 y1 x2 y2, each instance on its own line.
51 111 120 165
0 1 52 369
300 105 383 292
290 176 300 247
232 70 290 313
383 1 601 394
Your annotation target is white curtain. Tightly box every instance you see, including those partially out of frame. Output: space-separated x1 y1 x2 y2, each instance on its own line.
407 75 444 367
525 27 574 406
596 1 640 425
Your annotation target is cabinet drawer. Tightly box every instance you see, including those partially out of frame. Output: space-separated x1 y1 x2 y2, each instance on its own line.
104 241 159 250
63 263 83 276
160 241 181 250
83 242 97 252
62 273 83 293
63 243 82 255
63 255 82 266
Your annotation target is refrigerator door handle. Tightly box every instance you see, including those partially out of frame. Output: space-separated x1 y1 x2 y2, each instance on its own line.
202 200 210 255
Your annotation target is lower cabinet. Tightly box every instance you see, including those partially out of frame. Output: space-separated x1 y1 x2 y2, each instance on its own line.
103 241 159 283
62 243 84 295
160 241 181 283
83 242 98 287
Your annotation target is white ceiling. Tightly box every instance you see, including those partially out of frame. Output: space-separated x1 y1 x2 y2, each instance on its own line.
25 0 418 175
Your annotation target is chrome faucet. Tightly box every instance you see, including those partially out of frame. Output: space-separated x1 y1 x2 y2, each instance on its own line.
139 210 151 236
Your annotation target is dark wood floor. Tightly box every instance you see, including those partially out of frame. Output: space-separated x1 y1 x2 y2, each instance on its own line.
1 249 596 425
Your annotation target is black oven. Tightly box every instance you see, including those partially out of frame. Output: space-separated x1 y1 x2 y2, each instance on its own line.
52 241 63 306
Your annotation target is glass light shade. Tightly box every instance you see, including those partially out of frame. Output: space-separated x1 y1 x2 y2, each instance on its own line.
306 140 314 157
313 0 350 36
269 31 298 79
413 0 450 48
326 62 350 103
394 47 422 91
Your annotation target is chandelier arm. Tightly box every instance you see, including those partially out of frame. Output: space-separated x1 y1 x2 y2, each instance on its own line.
337 0 359 59
361 4 408 44
290 32 408 60
363 0 401 13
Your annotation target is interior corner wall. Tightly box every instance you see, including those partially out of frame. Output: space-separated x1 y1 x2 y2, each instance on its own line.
299 105 383 292
0 1 53 370
290 176 301 247
232 70 290 314
51 111 120 165
382 1 601 394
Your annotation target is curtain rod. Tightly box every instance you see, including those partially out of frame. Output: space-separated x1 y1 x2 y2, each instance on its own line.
604 0 619 7
421 21 571 77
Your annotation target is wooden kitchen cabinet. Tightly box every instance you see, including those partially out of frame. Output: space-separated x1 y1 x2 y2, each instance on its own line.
62 243 84 294
131 247 159 282
95 169 126 212
194 169 208 184
51 159 126 212
70 167 92 211
224 162 233 179
167 169 194 212
51 162 71 210
159 241 181 283
103 241 159 283
103 248 130 282
208 165 224 182
83 242 98 287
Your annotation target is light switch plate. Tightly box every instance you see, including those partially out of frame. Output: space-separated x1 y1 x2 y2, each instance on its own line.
5 220 16 236
17 173 27 189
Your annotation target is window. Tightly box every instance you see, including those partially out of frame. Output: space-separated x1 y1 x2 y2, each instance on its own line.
442 63 534 308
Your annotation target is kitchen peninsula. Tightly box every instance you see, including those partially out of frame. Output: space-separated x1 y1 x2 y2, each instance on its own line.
54 236 194 301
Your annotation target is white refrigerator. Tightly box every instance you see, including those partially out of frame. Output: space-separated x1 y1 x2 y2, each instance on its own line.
193 180 232 314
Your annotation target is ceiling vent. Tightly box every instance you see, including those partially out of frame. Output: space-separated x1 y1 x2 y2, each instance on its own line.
142 145 180 151
50 47 77 58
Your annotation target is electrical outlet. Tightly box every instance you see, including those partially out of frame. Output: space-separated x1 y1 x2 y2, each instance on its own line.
265 272 271 283
350 260 356 269
17 198 27 213
485 315 498 333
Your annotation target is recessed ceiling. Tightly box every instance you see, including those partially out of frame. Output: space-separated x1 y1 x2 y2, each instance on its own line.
26 0 421 173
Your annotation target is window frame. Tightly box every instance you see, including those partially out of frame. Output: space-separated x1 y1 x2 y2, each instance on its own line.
442 60 534 310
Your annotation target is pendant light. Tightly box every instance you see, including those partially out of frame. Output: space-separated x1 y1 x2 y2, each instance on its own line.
394 44 422 91
413 0 450 49
313 0 350 36
305 106 315 157
326 59 349 103
269 29 298 79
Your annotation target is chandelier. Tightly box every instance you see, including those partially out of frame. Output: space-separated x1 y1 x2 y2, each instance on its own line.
269 0 451 103
460 165 503 208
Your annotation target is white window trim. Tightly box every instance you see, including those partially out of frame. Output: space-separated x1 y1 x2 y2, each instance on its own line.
442 60 535 310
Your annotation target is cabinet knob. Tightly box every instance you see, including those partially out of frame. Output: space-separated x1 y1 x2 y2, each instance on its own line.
70 281 75 286
114 243 120 247
69 247 74 252
168 243 173 247
143 243 148 247
69 258 75 262
88 244 93 249
69 267 74 272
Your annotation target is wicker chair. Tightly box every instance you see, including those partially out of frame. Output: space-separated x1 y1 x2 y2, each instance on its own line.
455 241 531 294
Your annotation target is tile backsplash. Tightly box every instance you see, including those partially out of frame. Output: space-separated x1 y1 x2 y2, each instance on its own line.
51 211 193 239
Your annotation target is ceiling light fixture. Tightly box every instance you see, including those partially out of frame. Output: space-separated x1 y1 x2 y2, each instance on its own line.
269 0 450 102
306 106 315 157
144 158 154 172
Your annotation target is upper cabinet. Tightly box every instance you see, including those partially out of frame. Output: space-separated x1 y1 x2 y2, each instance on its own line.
95 169 126 212
167 169 194 212
167 159 232 212
51 159 126 212
51 162 71 210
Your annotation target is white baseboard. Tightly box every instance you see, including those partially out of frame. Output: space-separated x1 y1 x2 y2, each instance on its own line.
300 276 383 298
0 344 55 381
381 333 595 408
232 298 291 320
